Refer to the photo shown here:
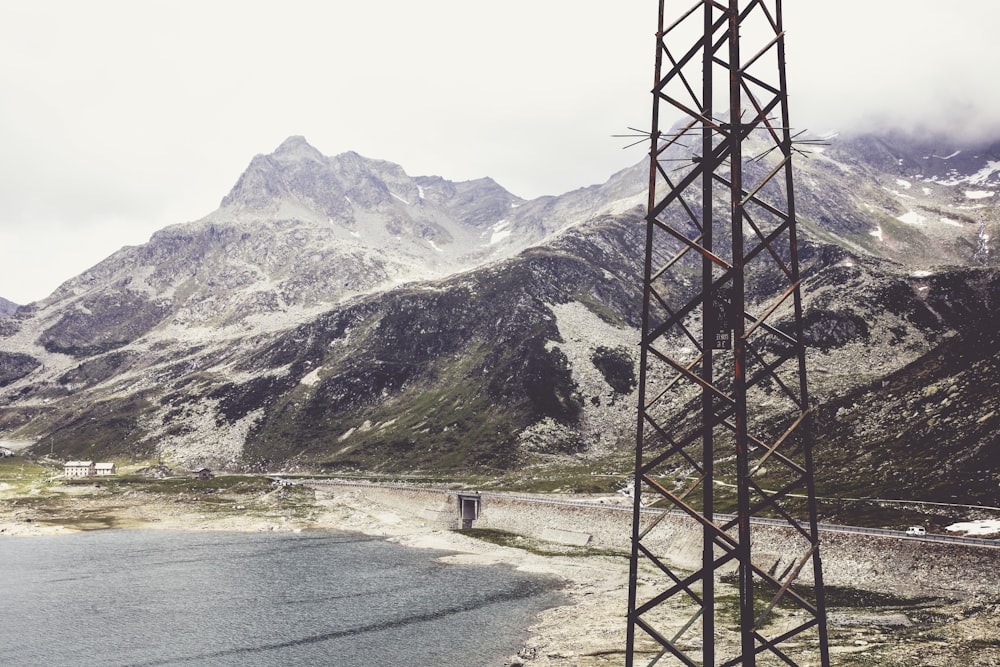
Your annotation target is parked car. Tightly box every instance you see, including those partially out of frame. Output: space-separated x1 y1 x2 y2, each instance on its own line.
905 526 927 536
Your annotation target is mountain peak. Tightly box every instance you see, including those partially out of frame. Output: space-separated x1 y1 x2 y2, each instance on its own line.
271 135 325 163
218 136 331 211
0 295 19 317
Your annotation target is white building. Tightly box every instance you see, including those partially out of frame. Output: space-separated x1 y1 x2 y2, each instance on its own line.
94 462 117 476
64 461 95 477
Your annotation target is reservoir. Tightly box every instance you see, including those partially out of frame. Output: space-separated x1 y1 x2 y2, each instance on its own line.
1 529 563 666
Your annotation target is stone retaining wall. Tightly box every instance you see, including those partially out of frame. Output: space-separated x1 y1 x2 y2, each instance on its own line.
313 483 1000 599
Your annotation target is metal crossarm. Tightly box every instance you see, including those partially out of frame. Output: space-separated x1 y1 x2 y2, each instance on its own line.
626 2 830 665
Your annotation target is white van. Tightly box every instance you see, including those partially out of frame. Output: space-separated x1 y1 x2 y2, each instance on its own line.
905 526 926 536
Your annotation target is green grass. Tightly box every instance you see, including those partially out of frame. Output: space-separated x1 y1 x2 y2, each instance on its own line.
107 474 274 494
28 505 121 530
0 457 54 479
98 474 317 516
821 585 940 609
456 527 626 558
572 290 628 327
486 456 633 494
0 457 61 495
2 466 319 529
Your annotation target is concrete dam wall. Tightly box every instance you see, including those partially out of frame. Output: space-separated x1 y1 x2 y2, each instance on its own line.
312 482 1000 600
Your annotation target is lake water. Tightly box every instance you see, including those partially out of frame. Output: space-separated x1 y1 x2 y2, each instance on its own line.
1 529 563 666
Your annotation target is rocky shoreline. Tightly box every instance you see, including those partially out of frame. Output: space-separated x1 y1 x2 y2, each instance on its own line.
3 481 999 666
0 481 631 665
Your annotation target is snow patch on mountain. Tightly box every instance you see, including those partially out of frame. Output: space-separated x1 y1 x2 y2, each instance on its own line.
946 519 1000 536
897 212 926 225
490 229 513 245
967 160 1000 185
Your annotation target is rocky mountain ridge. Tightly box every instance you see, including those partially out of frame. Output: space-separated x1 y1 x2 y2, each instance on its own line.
0 131 997 513
0 297 17 318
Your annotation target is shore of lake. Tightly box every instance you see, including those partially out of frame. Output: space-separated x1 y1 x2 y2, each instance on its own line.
0 480 631 666
3 480 1000 666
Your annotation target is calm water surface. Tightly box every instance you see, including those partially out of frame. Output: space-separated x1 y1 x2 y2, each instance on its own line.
1 529 563 666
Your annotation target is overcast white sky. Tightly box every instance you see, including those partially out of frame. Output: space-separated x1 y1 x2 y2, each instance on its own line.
2 1 999 304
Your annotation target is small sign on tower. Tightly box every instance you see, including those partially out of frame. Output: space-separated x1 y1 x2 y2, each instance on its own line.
709 286 736 350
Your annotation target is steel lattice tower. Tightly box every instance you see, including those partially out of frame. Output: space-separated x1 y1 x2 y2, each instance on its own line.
626 1 830 665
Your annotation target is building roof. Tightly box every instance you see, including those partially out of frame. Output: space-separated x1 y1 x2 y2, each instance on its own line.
64 461 95 467
95 462 116 469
